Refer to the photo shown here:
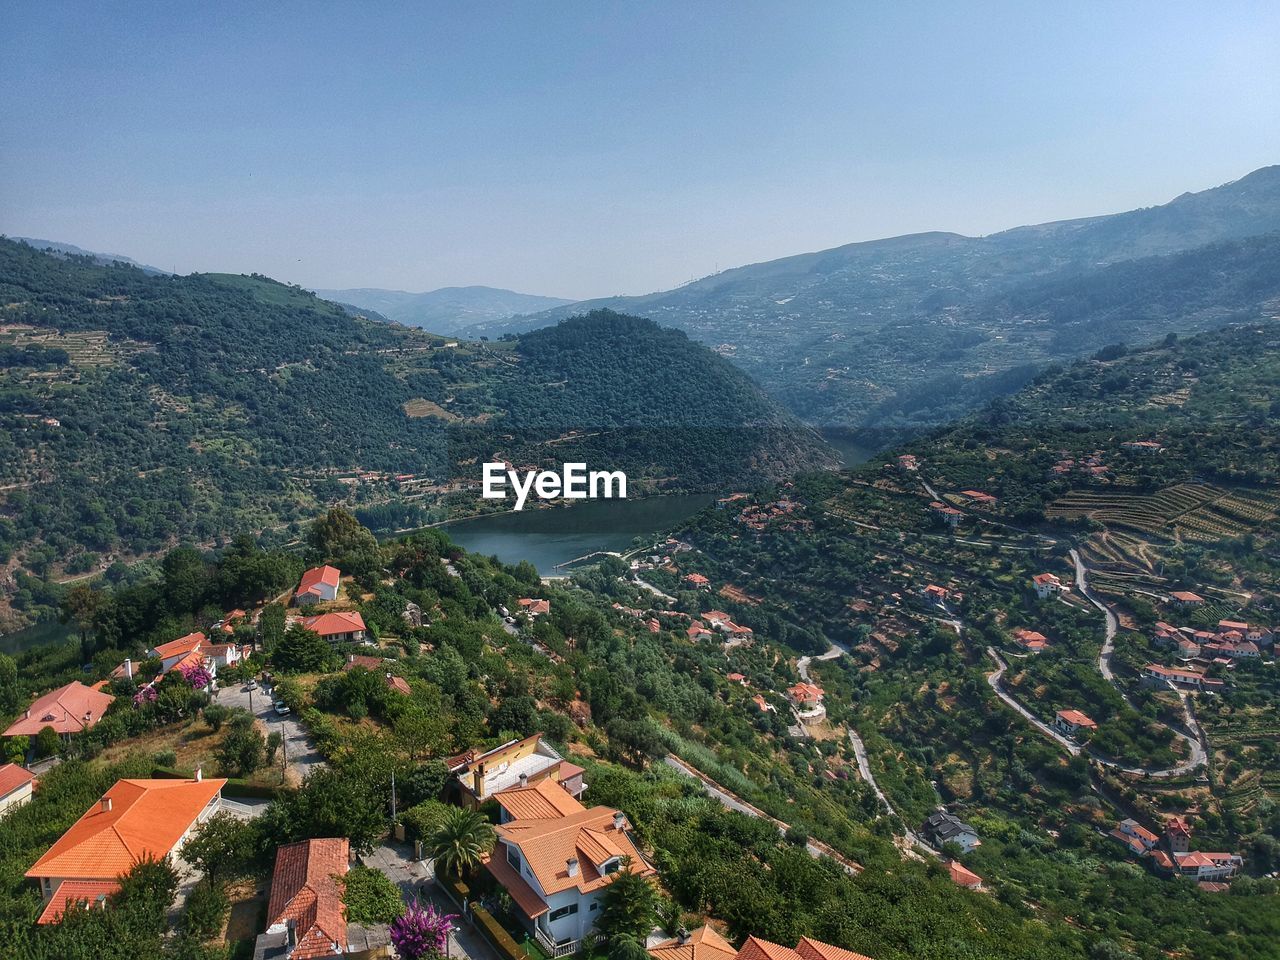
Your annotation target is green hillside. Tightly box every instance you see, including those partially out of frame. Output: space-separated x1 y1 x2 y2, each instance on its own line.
0 240 830 622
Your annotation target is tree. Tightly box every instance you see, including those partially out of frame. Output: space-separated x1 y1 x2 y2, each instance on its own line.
203 703 231 732
426 806 495 879
217 723 265 777
259 767 388 854
35 724 60 758
308 507 380 577
60 584 105 658
597 862 658 942
341 864 405 925
266 730 283 765
183 812 260 882
272 624 337 673
401 760 449 808
259 602 287 652
394 708 448 761
609 933 652 960
5 734 29 765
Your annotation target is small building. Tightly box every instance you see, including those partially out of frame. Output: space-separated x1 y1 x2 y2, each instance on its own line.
683 573 711 590
1012 628 1048 652
959 490 997 509
947 860 983 889
735 933 877 960
1031 573 1067 600
922 584 950 605
26 775 225 916
3 681 115 741
1165 815 1193 853
450 733 585 808
300 611 367 644
0 763 36 815
923 811 980 853
929 502 964 528
1169 591 1205 610
257 837 351 958
1110 819 1159 856
1143 663 1213 691
1172 851 1243 882
519 598 551 617
786 682 826 722
295 565 341 605
1054 709 1097 736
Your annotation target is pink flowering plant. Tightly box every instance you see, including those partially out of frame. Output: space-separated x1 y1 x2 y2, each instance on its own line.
390 900 458 960
178 661 213 690
133 685 157 707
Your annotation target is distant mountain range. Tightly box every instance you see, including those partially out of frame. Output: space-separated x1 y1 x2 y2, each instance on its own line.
466 165 1280 431
312 285 576 334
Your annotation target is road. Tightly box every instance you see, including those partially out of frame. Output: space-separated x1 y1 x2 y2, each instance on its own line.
985 647 1083 756
846 728 939 859
632 576 675 602
214 680 324 785
796 640 847 682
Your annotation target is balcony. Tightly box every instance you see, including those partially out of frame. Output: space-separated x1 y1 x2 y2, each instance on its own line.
534 925 579 958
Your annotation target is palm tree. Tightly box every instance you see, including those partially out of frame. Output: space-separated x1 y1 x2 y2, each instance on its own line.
427 806 496 878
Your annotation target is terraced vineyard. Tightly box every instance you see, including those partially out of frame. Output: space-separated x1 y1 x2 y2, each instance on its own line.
1048 483 1280 544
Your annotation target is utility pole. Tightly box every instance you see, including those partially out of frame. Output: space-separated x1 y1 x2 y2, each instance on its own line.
390 769 397 820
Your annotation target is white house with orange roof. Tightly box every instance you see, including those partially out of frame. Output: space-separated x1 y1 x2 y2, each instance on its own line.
0 763 36 815
1012 628 1049 652
1054 709 1097 736
735 933 878 960
26 774 225 922
3 681 115 742
449 733 586 808
483 793 654 956
786 682 826 722
295 565 341 605
1031 573 1068 599
257 837 351 958
300 611 367 644
150 632 207 672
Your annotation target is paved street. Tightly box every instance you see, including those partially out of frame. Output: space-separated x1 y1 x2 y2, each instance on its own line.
362 839 501 960
214 680 324 784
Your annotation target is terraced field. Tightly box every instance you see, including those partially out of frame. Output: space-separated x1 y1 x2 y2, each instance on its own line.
1048 483 1280 544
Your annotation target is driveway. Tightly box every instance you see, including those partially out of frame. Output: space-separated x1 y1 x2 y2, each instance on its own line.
362 839 500 960
213 681 324 785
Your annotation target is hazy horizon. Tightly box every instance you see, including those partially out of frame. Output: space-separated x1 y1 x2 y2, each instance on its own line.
4 2 1279 300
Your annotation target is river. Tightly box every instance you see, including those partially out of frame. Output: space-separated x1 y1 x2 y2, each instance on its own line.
438 492 716 574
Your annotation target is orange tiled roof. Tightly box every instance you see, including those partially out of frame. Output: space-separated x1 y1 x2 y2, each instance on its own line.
495 778 587 821
737 937 804 960
301 611 366 637
3 681 115 737
649 926 739 960
796 937 876 960
297 565 341 597
154 632 205 660
267 838 349 959
1056 709 1096 728
947 861 983 888
495 805 653 898
25 777 225 881
484 844 550 918
0 762 35 797
36 880 121 924
787 682 824 704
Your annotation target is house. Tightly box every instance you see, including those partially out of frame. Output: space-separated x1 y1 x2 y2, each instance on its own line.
1054 709 1097 736
300 611 367 644
295 565 341 605
687 622 716 641
1143 663 1214 691
752 694 776 713
483 800 655 957
649 925 740 960
735 933 877 960
1031 573 1067 599
493 777 587 825
921 584 950 605
1012 628 1048 652
726 672 748 686
0 763 36 815
1110 819 1159 856
450 733 586 807
947 860 983 889
1123 440 1164 454
896 454 919 471
929 502 964 527
519 598 551 617
26 775 225 918
256 838 350 958
1172 851 1243 881
786 682 826 722
151 632 207 672
1176 638 1201 661
683 573 711 589
923 811 980 853
204 642 242 670
3 681 115 740
1169 591 1205 610
959 490 997 509
1165 815 1193 853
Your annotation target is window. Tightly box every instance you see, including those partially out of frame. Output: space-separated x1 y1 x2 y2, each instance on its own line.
506 844 522 871
590 901 598 911
549 904 579 923
601 857 621 875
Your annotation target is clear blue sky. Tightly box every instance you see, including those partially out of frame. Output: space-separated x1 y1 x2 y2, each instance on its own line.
3 1 1279 299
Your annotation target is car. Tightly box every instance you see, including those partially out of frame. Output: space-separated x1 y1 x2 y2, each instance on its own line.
244 678 258 690
273 701 291 716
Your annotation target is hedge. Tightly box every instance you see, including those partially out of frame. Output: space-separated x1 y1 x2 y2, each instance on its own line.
440 875 527 960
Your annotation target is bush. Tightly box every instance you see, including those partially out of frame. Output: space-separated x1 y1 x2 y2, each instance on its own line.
180 880 229 941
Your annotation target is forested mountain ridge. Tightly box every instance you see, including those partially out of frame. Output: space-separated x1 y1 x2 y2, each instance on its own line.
0 240 829 625
476 166 1280 428
313 284 575 334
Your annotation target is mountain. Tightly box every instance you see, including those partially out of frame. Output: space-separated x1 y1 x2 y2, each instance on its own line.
481 166 1280 431
9 237 170 275
0 240 829 617
312 284 576 334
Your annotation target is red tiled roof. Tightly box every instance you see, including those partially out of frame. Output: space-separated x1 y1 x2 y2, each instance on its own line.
26 778 225 881
0 762 35 798
297 565 341 598
484 844 550 918
385 675 412 696
301 611 366 637
946 861 983 888
3 681 115 737
266 838 349 959
1056 709 1097 729
787 682 824 704
737 937 804 960
494 805 652 900
154 632 205 660
36 880 121 924
795 937 876 960
649 925 739 960
495 778 587 821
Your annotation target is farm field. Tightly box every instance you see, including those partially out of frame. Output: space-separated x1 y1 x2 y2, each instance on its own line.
1048 483 1280 544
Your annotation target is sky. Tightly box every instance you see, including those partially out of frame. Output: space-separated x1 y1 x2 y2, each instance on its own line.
3 2 1280 300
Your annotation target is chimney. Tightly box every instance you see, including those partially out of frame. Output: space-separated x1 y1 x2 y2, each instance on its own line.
613 811 626 831
677 928 691 945
348 654 354 664
195 766 203 782
473 765 485 799
125 658 133 679
518 772 528 788
101 797 113 813
566 857 579 878
95 894 108 910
